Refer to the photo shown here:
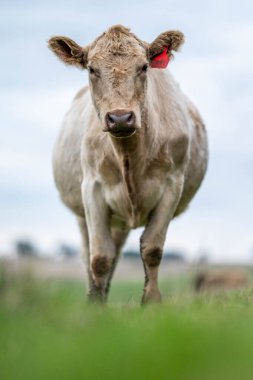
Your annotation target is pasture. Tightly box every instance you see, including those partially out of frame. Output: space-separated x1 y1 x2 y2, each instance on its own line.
1 266 253 380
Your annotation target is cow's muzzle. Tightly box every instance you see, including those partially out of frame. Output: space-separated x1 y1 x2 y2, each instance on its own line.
104 110 136 138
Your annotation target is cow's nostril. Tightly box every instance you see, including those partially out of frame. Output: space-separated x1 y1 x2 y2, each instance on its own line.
106 111 135 129
106 113 116 126
126 112 134 125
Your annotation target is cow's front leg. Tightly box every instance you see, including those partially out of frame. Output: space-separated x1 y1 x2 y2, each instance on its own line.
140 175 184 304
82 179 115 303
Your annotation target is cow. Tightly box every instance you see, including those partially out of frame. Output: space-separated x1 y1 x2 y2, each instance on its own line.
194 270 250 292
48 25 208 304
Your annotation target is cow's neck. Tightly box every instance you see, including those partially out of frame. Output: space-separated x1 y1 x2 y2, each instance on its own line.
109 117 149 227
109 122 147 172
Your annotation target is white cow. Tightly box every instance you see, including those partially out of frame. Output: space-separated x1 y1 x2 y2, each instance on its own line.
48 25 208 304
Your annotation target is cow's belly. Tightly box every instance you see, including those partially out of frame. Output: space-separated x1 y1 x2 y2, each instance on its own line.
103 177 166 229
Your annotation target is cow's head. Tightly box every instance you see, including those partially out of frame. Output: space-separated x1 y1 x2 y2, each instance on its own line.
48 25 184 138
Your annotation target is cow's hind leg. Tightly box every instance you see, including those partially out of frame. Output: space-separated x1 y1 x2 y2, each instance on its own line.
105 228 129 298
77 216 106 303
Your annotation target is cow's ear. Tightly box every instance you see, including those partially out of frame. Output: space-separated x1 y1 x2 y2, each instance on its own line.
48 36 88 69
149 30 184 68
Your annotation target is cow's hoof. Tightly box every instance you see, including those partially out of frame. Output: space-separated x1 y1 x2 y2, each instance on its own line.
141 289 162 305
87 290 107 305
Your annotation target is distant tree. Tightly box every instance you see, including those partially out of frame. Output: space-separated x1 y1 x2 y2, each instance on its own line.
163 250 186 262
15 239 38 258
58 244 78 259
123 249 186 262
123 250 139 259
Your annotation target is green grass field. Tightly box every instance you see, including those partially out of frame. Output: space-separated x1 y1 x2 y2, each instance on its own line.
1 268 253 380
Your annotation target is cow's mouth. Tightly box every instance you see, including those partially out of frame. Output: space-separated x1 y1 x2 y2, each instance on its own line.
108 126 136 139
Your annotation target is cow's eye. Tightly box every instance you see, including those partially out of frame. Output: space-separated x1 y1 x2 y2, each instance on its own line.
141 64 148 73
88 66 100 78
137 63 148 76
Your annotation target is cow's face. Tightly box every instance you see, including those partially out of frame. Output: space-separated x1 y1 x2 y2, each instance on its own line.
87 32 148 138
48 25 184 138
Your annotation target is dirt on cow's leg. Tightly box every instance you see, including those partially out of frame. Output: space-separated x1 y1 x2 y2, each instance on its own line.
86 257 116 304
140 245 162 305
85 265 105 304
87 254 112 304
77 217 111 304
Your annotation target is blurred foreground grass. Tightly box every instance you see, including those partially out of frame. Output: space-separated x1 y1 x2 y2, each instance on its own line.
1 267 253 380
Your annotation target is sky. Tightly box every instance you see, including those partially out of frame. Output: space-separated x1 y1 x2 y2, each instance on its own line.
0 0 252 262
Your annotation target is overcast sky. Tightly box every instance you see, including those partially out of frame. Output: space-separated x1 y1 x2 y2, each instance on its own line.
0 0 252 262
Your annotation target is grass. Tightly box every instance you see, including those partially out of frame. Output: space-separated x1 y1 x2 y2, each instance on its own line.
1 268 253 380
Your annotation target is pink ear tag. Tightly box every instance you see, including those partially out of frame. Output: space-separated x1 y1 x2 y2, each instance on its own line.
150 47 170 68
